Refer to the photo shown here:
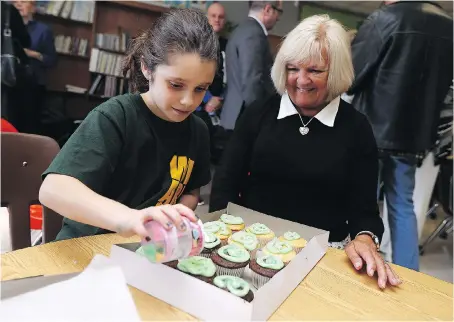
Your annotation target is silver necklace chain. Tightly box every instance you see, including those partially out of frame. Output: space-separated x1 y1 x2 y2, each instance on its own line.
297 112 316 128
295 107 316 136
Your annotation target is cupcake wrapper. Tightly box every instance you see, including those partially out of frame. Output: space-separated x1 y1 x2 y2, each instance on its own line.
216 265 246 278
251 271 271 289
200 252 212 259
294 246 304 254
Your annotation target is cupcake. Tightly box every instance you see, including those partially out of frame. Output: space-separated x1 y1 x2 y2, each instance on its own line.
203 221 232 245
213 275 254 302
177 256 217 283
262 238 296 263
249 254 284 289
228 231 259 253
211 244 250 277
201 232 221 258
245 223 275 247
219 213 245 232
278 232 307 253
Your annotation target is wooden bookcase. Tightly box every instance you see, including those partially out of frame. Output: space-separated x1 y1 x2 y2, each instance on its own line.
36 0 168 119
37 1 282 120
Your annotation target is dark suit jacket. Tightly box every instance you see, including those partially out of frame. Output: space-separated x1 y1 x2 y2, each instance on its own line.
220 17 275 130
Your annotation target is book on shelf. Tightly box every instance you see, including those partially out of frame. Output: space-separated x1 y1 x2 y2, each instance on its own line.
88 74 129 98
65 84 87 94
37 1 95 23
89 48 130 78
55 35 89 57
95 30 131 53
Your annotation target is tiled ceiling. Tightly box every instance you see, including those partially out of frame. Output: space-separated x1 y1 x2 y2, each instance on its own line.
305 1 453 17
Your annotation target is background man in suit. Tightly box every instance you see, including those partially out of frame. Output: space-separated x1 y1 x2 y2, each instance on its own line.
220 0 282 132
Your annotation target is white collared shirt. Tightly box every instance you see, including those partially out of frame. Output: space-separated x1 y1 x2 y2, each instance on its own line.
248 14 268 36
277 92 340 127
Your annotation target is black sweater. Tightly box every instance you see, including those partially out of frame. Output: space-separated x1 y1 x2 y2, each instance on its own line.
210 94 384 242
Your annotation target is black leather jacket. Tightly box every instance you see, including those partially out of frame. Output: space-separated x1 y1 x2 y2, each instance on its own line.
348 1 453 154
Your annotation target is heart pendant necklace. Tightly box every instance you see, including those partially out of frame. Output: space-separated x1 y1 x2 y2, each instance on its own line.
296 112 315 136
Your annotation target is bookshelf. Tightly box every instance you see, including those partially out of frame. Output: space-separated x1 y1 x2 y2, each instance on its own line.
36 0 168 120
38 1 283 121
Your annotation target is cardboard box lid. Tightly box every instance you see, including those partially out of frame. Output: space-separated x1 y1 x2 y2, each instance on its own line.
1 255 141 321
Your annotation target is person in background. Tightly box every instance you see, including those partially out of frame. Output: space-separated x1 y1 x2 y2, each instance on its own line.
210 14 401 289
1 1 31 131
13 0 57 134
195 1 228 206
219 0 281 135
347 1 453 271
39 9 218 241
205 1 227 114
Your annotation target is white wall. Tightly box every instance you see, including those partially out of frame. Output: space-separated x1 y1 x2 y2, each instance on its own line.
220 1 300 37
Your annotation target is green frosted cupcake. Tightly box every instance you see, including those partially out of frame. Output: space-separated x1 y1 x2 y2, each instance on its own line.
177 256 217 283
245 223 275 247
219 213 245 231
214 275 254 302
203 221 232 245
201 232 222 258
211 244 250 277
249 254 284 289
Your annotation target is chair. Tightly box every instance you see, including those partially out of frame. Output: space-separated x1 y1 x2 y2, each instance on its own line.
1 132 62 250
419 157 453 255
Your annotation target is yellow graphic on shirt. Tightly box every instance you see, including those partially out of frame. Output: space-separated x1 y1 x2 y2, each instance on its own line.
156 155 194 206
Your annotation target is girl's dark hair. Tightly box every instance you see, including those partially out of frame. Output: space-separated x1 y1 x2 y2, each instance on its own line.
123 8 219 93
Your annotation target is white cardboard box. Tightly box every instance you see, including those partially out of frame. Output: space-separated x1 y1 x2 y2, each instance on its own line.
110 203 329 321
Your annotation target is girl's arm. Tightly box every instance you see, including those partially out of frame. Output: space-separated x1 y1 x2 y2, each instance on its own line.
179 188 200 211
40 174 196 237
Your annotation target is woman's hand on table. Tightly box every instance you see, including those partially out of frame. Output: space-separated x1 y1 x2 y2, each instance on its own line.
345 235 402 289
116 204 198 238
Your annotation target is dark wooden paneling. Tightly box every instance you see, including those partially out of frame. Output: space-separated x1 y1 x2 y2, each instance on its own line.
46 58 91 92
95 1 161 38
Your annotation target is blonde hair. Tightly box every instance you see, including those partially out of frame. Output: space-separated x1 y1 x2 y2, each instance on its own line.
271 15 354 101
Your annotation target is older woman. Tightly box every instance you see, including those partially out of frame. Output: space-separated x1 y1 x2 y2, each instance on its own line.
210 15 401 289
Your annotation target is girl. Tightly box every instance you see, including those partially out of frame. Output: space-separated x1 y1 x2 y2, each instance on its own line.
39 9 219 241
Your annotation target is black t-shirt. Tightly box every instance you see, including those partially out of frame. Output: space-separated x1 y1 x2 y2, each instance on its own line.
43 93 211 240
210 94 384 242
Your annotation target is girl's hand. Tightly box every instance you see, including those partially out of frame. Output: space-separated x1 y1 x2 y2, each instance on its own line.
117 204 198 238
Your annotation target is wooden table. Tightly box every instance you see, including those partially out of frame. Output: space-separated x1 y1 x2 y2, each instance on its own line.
2 234 452 320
